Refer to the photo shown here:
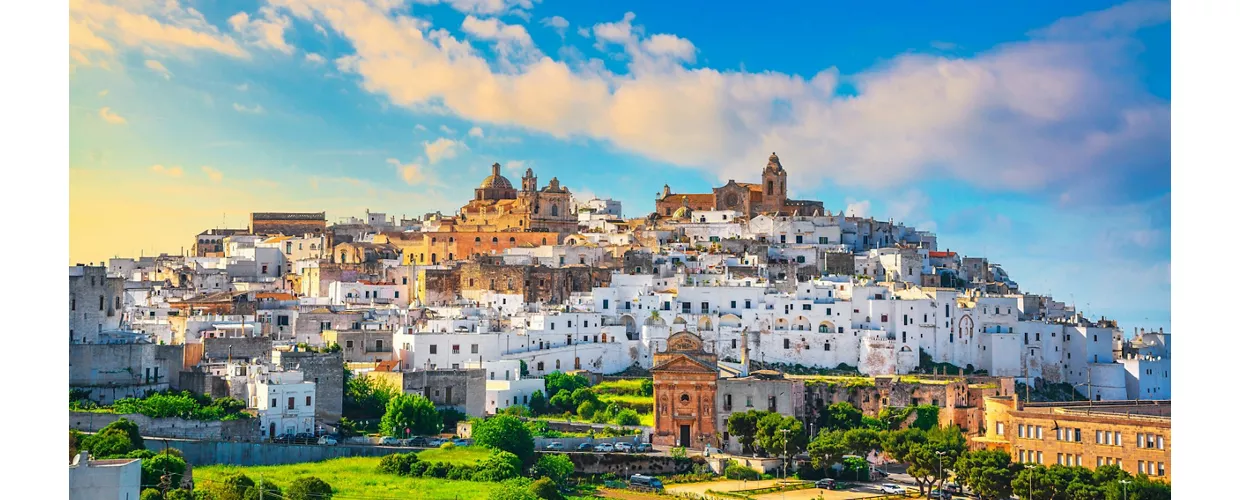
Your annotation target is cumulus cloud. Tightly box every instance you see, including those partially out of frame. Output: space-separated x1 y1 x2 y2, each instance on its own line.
389 158 432 185
424 138 466 164
229 7 294 54
98 107 126 124
845 200 871 218
439 125 457 134
305 52 326 64
264 0 1170 206
201 166 224 182
460 15 539 66
541 16 569 37
69 0 248 65
469 126 484 137
144 59 171 79
413 0 536 16
149 164 183 177
415 124 428 131
232 102 265 114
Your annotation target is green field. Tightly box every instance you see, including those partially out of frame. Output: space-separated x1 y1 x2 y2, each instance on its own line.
593 379 648 395
195 456 499 499
415 445 493 465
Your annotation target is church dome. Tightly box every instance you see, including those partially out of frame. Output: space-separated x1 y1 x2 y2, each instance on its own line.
479 163 513 190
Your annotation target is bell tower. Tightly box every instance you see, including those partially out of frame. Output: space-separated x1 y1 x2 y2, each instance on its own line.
762 152 787 212
521 168 538 193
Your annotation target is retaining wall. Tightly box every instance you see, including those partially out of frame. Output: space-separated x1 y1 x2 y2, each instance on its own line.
70 412 261 442
142 437 402 466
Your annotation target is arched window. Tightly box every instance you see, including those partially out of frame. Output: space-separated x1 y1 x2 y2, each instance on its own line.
537 361 544 371
115 297 121 309
492 237 499 243
819 324 828 333
824 342 831 351
555 359 561 370
431 237 437 243
551 204 559 216
509 237 516 243
475 237 482 242
767 180 773 195
542 238 547 245
449 237 454 242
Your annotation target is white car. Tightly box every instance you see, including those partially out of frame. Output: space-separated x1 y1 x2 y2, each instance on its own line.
317 436 338 446
379 436 400 446
614 442 633 452
594 443 615 452
880 484 905 495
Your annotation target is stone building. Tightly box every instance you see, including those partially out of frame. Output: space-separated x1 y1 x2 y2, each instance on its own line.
193 228 249 257
250 212 327 238
274 350 345 428
655 153 825 218
652 330 720 449
416 262 613 306
70 343 186 404
456 163 578 234
323 329 395 363
401 230 563 266
69 265 125 344
974 397 1171 482
367 368 487 417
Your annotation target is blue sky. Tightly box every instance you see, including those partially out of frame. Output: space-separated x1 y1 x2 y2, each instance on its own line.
69 0 1170 332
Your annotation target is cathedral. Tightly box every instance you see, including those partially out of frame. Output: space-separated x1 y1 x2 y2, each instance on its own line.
654 152 825 218
457 163 578 234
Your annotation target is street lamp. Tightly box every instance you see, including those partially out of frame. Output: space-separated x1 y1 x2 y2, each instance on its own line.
935 451 945 493
1119 479 1131 500
1024 464 1037 500
779 428 791 487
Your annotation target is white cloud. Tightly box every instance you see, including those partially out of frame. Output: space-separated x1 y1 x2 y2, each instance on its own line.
845 200 871 218
541 16 569 37
266 1 1170 205
886 189 930 223
201 166 224 182
412 0 536 16
460 15 538 67
232 102 265 114
424 138 466 164
236 83 249 91
314 23 329 36
305 52 326 64
150 164 182 177
440 125 457 134
69 0 248 65
144 59 171 79
388 158 432 185
468 126 484 137
415 124 428 132
229 7 294 54
98 107 126 124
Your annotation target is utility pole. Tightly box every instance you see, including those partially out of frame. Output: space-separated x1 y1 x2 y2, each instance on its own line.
259 474 264 500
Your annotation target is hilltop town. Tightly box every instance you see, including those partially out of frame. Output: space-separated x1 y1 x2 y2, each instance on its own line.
69 154 1171 499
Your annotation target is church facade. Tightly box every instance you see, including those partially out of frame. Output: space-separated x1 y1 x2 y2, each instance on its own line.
654 153 825 218
651 330 720 450
456 163 578 234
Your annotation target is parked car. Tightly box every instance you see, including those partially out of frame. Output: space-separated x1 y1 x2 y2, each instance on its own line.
928 489 952 499
871 467 890 477
407 436 429 447
629 474 664 492
577 443 593 451
614 442 633 452
453 438 470 446
635 443 653 453
271 434 293 444
545 442 565 451
880 484 905 495
318 436 338 446
428 438 447 447
594 443 615 452
944 482 962 494
380 436 400 446
815 479 836 490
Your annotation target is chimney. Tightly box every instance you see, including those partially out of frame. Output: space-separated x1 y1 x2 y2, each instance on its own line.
739 328 750 377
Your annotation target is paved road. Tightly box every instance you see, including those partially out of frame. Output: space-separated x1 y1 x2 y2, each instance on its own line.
666 479 786 496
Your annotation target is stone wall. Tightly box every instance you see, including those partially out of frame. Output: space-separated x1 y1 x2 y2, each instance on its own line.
146 438 396 466
203 336 272 362
820 252 855 276
274 350 345 426
368 368 486 416
70 412 261 442
556 452 701 476
70 343 186 404
178 370 231 399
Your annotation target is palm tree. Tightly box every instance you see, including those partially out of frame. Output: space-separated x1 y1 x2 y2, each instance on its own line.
649 310 661 322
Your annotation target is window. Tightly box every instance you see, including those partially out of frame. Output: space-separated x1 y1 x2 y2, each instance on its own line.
784 339 790 349
682 302 691 313
881 314 888 322
1157 435 1164 449
1038 452 1043 464
1018 424 1025 438
376 340 383 351
603 299 609 309
271 398 277 407
731 339 737 349
745 300 752 309
768 396 777 411
471 344 479 354
802 304 811 311
429 345 438 354
452 345 460 354
306 396 312 406
996 422 1005 436
1157 462 1165 476
1037 426 1043 439
346 340 354 349
99 296 104 310
701 302 709 312
288 397 295 410
555 359 561 369
724 394 732 410
537 361 544 371
731 301 737 309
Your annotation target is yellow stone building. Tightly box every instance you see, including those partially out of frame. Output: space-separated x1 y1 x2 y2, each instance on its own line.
456 163 577 234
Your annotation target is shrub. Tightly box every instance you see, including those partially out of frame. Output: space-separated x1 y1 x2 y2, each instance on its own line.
440 408 468 431
141 489 163 500
286 476 334 500
613 409 641 426
576 401 597 419
141 453 187 490
528 391 548 415
670 446 688 460
407 461 429 477
473 451 522 482
166 489 195 500
529 477 564 500
488 479 540 500
84 431 136 458
725 465 761 481
381 393 442 438
531 454 575 486
376 452 419 475
208 472 254 500
241 482 281 500
446 464 476 480
423 461 452 478
440 441 456 450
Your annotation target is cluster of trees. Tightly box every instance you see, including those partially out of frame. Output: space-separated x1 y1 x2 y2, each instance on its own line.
725 410 807 458
508 372 644 426
71 390 250 421
380 393 442 438
343 367 400 420
199 472 333 500
377 449 524 482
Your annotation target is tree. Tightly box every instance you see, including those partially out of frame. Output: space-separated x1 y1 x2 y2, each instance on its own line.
576 400 597 419
807 430 849 475
380 394 442 438
842 455 870 481
242 482 281 500
954 449 1015 500
472 414 536 465
639 378 654 396
345 369 399 420
613 409 641 426
82 418 147 458
141 489 163 500
528 390 548 415
755 413 806 459
816 402 863 433
165 489 196 500
286 477 334 500
142 453 187 491
440 408 468 431
543 372 589 399
531 454 574 487
528 477 563 500
548 391 574 413
208 473 255 500
841 428 882 458
487 479 540 500
726 410 765 455
570 387 599 407
1011 465 1056 500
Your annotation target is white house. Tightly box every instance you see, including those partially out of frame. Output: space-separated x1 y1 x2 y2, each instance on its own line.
254 370 317 438
69 452 141 500
475 360 547 415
